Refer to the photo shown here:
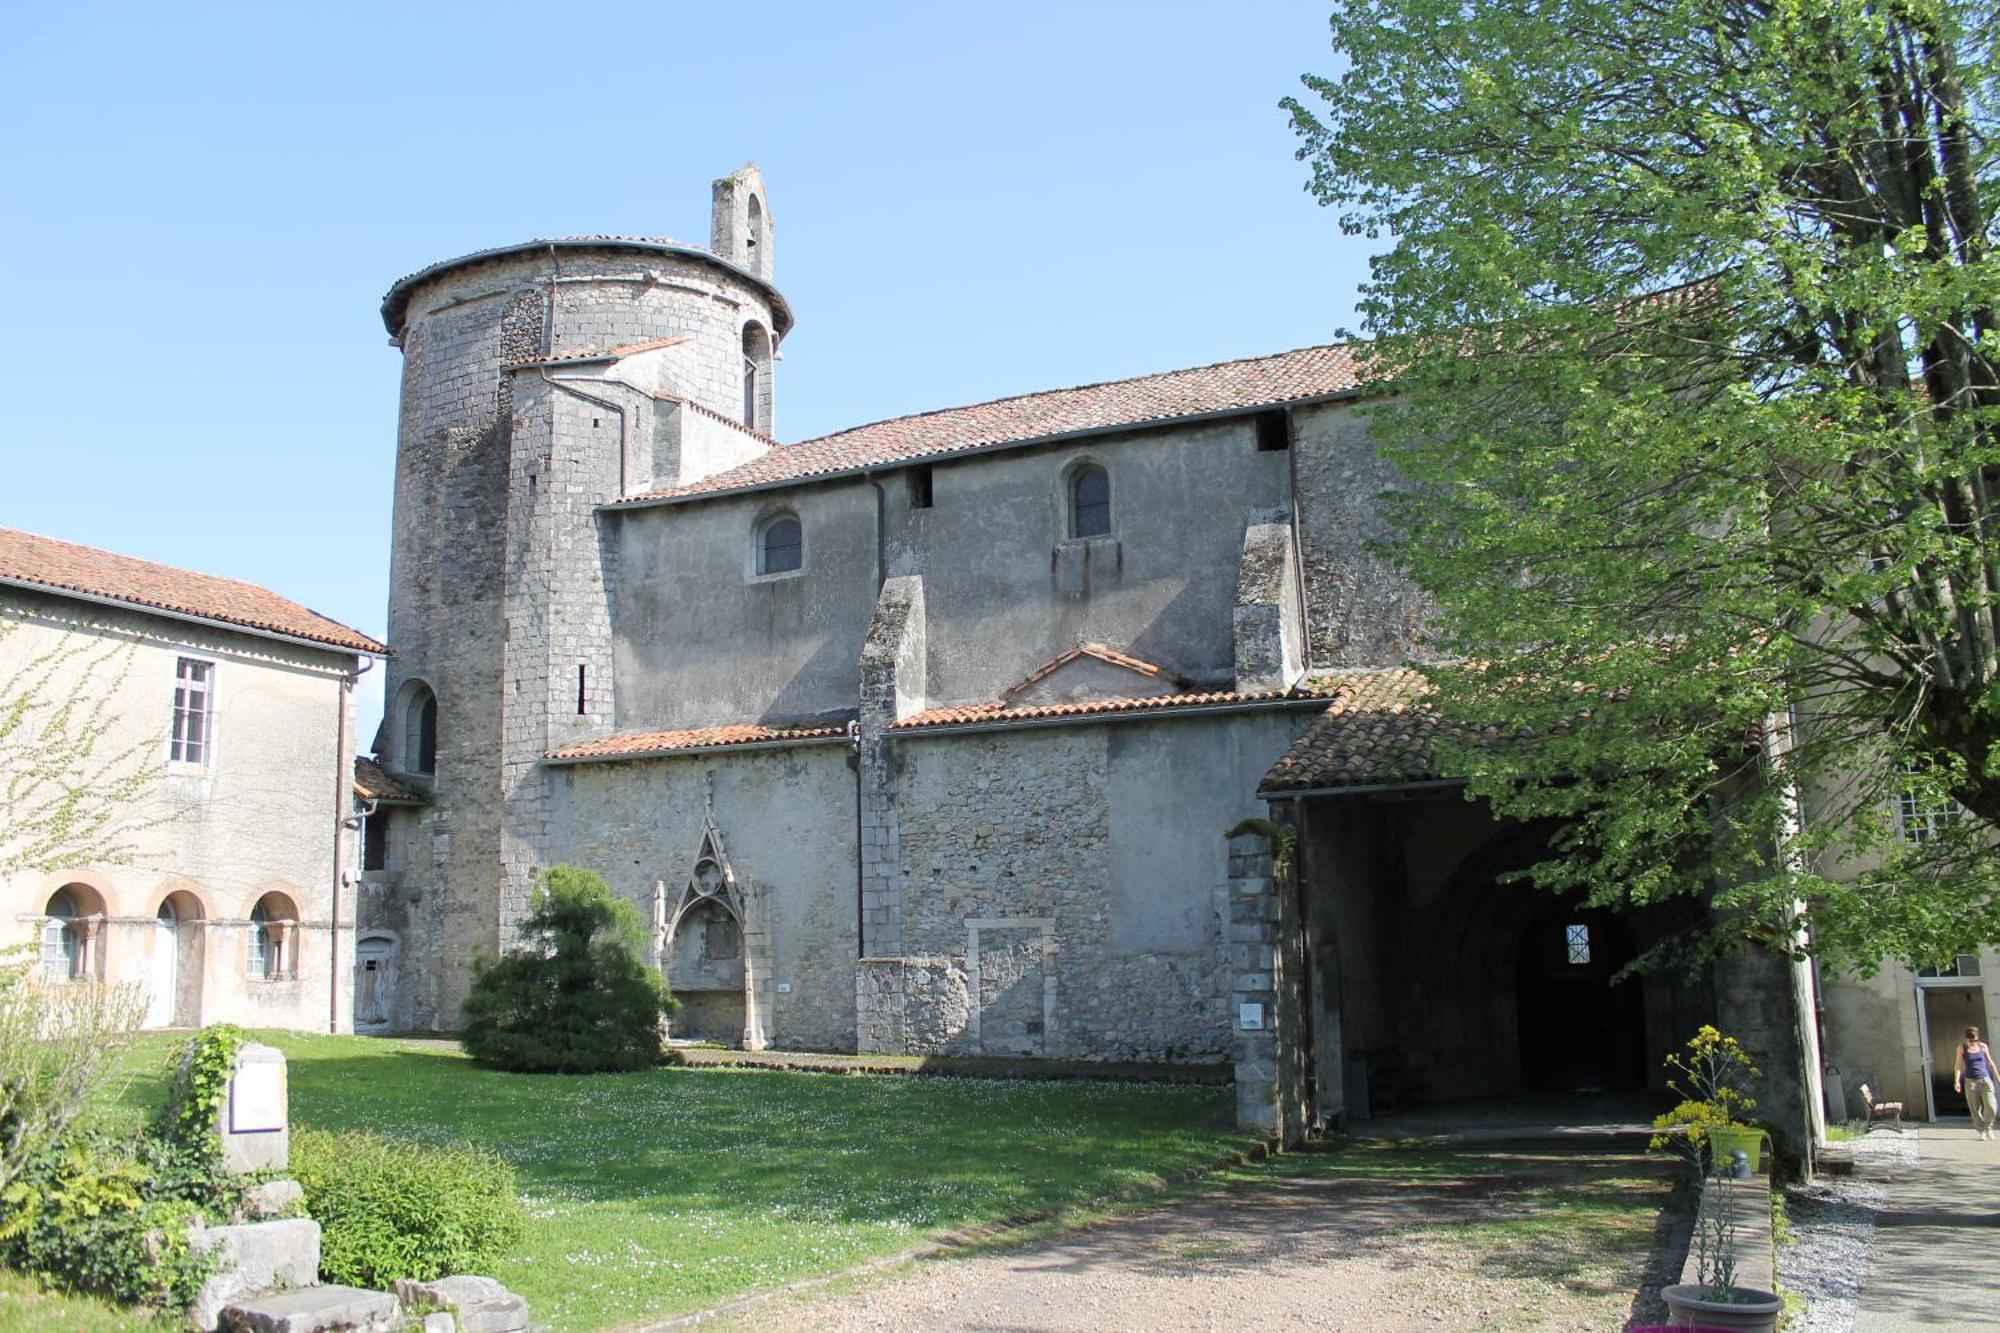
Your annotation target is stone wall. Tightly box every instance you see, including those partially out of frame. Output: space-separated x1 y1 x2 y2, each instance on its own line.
544 743 858 1052
1291 399 1434 666
859 709 1319 1062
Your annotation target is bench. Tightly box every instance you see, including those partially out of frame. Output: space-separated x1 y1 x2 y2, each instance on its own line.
1859 1082 1906 1132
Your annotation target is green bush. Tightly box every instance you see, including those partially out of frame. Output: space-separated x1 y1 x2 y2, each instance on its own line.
292 1127 527 1287
461 864 678 1073
0 1134 212 1313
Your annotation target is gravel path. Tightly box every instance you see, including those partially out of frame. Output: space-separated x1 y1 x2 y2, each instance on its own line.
687 1140 1673 1332
1780 1132 1921 1333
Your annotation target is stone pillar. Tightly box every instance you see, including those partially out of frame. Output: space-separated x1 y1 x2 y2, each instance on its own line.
1712 945 1818 1180
1233 519 1304 693
854 576 926 1053
1230 829 1305 1140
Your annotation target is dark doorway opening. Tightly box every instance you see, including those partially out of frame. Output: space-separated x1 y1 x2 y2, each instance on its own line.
1515 902 1648 1092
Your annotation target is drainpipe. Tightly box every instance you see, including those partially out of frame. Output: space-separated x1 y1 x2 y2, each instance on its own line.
848 721 864 958
331 655 373 1033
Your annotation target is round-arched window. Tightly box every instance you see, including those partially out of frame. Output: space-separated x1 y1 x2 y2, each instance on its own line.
247 892 299 981
399 681 437 774
42 889 81 982
756 513 803 576
1068 463 1111 539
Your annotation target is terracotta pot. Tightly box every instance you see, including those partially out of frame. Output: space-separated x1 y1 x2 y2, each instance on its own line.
1661 1283 1783 1331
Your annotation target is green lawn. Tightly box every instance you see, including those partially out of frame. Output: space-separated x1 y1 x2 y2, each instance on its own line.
81 1033 1252 1331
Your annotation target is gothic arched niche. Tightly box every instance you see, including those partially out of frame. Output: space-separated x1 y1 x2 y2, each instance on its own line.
661 800 758 1047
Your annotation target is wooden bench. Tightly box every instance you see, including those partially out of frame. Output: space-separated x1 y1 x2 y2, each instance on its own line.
1859 1082 1906 1132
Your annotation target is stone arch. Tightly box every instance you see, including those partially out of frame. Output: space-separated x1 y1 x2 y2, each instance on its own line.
35 867 119 918
393 678 438 774
1411 818 1714 1099
1059 455 1113 539
752 506 803 578
145 879 208 1028
741 320 773 434
39 877 109 983
245 886 302 982
655 797 770 1049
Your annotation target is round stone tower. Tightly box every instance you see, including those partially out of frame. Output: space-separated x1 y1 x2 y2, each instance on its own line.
372 165 790 1029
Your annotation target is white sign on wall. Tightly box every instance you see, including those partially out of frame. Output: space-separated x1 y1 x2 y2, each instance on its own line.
1238 1002 1266 1031
229 1060 287 1134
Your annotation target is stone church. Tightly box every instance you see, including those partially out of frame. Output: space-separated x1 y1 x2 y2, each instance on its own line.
358 166 1817 1141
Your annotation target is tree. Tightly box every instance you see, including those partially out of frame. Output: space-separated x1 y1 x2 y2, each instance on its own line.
1286 0 1997 970
0 615 165 878
461 865 677 1073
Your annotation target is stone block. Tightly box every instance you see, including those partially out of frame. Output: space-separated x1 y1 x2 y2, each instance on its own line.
220 1285 400 1333
422 1314 456 1333
221 1044 290 1175
189 1217 321 1332
392 1276 529 1333
242 1178 305 1219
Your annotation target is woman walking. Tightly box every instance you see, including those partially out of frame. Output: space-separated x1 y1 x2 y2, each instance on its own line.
1954 1026 1998 1139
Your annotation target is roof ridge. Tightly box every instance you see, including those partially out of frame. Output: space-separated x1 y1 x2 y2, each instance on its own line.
788 340 1362 450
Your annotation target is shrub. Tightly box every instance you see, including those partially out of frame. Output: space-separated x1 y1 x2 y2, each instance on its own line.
461 864 677 1073
292 1127 527 1288
0 1133 212 1313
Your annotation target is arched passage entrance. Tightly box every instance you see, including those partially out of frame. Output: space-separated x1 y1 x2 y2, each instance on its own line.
1295 792 1715 1116
1514 901 1646 1091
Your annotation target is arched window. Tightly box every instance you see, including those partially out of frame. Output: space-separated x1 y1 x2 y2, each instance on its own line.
747 195 764 255
247 892 298 981
741 322 772 433
756 513 803 576
1068 463 1112 539
400 682 437 774
42 889 81 982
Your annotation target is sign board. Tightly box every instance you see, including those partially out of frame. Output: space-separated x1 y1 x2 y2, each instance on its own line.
229 1059 287 1134
1237 1002 1266 1031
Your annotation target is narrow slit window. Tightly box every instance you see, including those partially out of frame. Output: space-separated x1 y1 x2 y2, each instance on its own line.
1565 923 1591 966
576 664 588 716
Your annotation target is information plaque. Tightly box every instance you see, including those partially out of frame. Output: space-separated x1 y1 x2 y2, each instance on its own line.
229 1060 287 1134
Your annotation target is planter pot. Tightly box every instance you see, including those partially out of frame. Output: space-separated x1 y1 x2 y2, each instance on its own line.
1661 1283 1783 1332
1706 1124 1768 1174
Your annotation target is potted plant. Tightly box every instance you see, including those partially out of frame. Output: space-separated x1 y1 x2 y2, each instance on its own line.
1651 1027 1783 1331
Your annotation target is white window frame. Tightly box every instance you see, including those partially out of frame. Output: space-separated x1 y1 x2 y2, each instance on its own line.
170 656 217 768
1565 922 1592 966
1893 768 1962 846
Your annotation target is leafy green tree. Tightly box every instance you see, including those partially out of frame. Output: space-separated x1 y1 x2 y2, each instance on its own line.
461 865 676 1072
1286 0 1997 969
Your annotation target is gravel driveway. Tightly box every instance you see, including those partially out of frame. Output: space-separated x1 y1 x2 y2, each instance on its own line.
692 1136 1679 1332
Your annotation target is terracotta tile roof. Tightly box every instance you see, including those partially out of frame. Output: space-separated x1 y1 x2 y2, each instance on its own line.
510 335 690 368
622 341 1373 503
893 680 1342 731
0 527 387 655
1000 642 1189 702
545 721 850 764
353 757 424 804
1258 668 1464 792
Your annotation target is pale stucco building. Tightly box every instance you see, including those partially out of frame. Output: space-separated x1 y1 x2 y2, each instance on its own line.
0 527 386 1032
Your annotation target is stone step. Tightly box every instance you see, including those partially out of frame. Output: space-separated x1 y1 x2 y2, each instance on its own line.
219 1285 401 1333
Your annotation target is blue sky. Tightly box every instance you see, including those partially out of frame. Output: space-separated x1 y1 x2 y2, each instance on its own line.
0 1 1369 732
